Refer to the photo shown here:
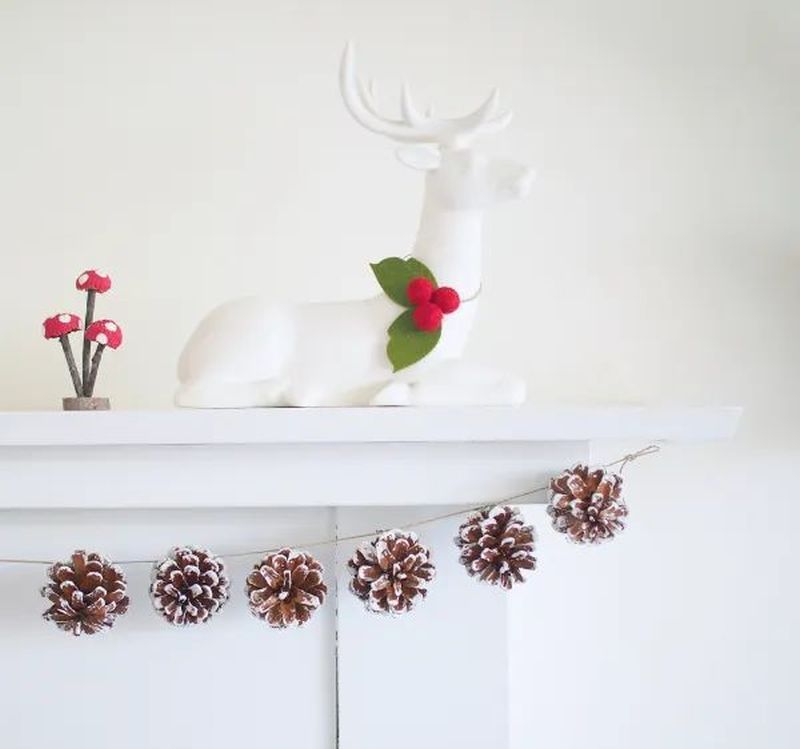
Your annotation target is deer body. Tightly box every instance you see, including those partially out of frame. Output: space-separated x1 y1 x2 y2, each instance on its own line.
176 45 533 408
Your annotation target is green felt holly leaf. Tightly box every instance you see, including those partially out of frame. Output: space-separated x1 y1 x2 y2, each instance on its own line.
370 257 437 307
386 309 441 372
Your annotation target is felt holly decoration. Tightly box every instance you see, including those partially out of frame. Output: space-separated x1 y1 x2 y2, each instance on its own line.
371 257 465 371
405 278 460 332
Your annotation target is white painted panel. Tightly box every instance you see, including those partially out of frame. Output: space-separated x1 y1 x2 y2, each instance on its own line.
0 441 586 509
0 508 335 749
509 502 644 748
509 442 650 747
336 441 586 748
336 505 509 749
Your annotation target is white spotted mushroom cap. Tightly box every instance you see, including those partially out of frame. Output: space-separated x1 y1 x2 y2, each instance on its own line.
85 319 123 349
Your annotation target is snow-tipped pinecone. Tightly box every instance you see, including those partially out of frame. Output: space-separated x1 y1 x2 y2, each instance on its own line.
348 530 435 615
455 505 536 589
42 550 129 636
150 547 230 626
548 465 627 544
246 548 327 628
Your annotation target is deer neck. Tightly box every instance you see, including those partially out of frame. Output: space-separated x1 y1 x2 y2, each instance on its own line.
411 197 484 294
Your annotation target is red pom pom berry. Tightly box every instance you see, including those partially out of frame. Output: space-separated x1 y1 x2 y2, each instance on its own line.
412 302 443 332
431 286 460 314
406 277 434 306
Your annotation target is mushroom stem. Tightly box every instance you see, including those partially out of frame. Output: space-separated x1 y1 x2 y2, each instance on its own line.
86 343 106 397
81 290 96 396
59 336 82 396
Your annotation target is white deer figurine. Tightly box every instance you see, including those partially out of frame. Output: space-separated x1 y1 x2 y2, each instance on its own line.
176 44 534 408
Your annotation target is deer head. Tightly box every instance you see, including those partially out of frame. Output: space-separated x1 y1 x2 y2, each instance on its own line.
340 43 534 212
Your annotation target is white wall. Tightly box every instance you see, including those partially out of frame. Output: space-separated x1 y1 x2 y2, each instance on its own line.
0 1 797 747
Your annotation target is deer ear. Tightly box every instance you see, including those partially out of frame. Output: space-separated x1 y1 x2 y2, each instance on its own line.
395 145 441 171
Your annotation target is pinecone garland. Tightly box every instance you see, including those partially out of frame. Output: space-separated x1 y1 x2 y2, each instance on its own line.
548 464 627 544
246 548 327 628
348 530 435 615
455 505 536 589
42 550 129 636
150 547 230 626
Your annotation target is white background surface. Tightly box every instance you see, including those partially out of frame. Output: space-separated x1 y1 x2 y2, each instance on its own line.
0 1 798 747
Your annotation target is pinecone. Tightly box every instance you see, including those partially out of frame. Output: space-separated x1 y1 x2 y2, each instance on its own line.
246 548 327 628
150 547 230 626
42 550 129 636
348 530 435 615
455 505 536 589
548 464 627 544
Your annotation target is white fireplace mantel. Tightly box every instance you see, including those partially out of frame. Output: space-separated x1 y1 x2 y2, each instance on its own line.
0 405 741 447
0 405 741 749
0 406 739 510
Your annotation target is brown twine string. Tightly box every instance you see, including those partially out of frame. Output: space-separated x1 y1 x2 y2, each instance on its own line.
0 444 660 567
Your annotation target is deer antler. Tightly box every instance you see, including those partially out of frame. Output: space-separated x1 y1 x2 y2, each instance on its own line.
340 42 512 148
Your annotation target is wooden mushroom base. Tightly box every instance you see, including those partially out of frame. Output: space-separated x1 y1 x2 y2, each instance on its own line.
62 396 110 411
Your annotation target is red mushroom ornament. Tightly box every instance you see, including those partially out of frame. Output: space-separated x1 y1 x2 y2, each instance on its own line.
75 270 111 294
75 270 111 390
84 320 123 396
42 314 83 396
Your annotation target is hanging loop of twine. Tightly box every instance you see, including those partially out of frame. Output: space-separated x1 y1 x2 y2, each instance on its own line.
0 443 661 567
616 443 661 474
